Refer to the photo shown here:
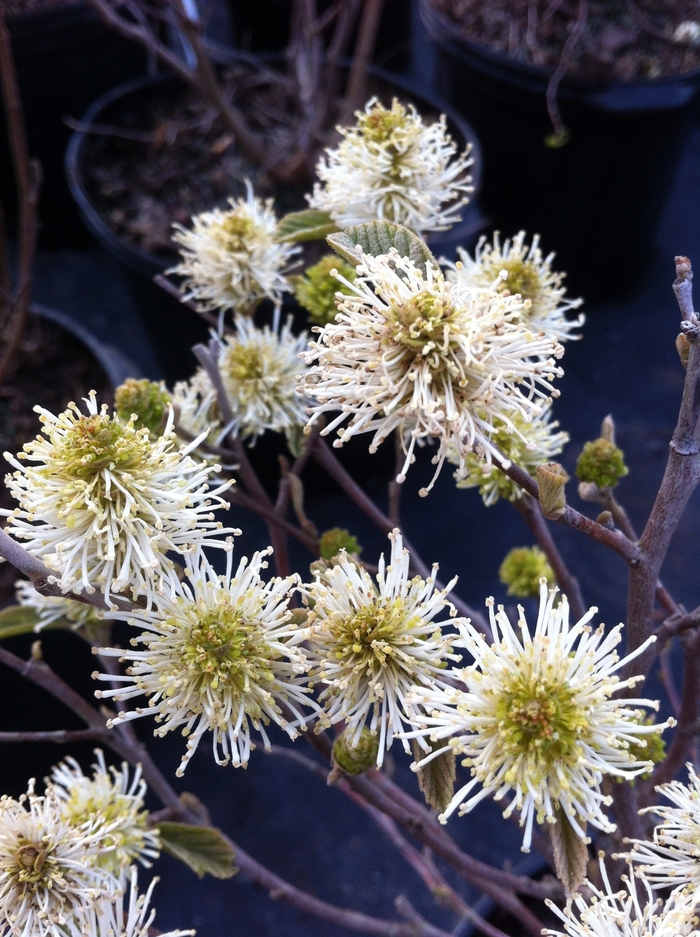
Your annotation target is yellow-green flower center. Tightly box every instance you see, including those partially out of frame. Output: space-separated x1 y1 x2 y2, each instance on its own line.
219 212 256 252
495 667 589 770
488 258 542 307
358 102 409 146
13 838 56 889
56 415 151 481
177 599 275 699
387 291 460 356
222 344 265 383
328 599 413 672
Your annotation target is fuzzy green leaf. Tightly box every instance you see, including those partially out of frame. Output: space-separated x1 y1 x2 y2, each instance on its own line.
327 221 439 275
0 605 72 641
411 739 456 813
276 209 339 243
550 807 588 896
157 822 237 879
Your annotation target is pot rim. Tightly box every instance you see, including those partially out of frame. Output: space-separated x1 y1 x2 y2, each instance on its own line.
65 55 484 275
419 0 700 95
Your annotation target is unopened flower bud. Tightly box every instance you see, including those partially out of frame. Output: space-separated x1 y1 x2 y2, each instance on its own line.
576 438 628 489
676 333 691 370
115 379 171 436
332 728 379 776
291 254 357 326
537 462 569 519
499 546 555 598
318 527 362 562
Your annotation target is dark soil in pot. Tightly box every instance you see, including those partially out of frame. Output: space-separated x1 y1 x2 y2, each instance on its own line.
420 0 700 302
1 0 146 249
0 308 115 607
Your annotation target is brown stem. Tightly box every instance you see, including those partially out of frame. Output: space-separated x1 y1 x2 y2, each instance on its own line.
655 605 700 647
341 0 385 125
650 629 700 786
0 528 136 614
495 455 642 564
0 728 108 743
312 439 489 632
512 494 586 621
625 259 700 678
229 489 319 554
154 273 223 333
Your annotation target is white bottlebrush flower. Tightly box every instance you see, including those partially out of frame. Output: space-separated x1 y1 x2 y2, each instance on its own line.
1 392 233 605
64 866 195 937
448 407 569 506
406 581 669 851
171 368 221 447
94 548 315 776
301 529 461 766
216 315 308 444
15 579 103 632
544 859 700 937
0 781 119 937
444 232 584 342
171 182 299 314
51 751 160 874
303 248 564 493
621 763 700 898
308 97 473 234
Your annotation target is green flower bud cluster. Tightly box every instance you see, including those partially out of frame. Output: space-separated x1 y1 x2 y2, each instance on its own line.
318 527 362 561
332 728 379 775
575 438 628 489
115 379 171 436
292 254 357 326
499 546 555 598
617 714 667 782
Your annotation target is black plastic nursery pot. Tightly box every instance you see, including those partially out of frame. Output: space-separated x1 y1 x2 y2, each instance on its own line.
419 0 700 302
1 1 146 249
65 62 484 386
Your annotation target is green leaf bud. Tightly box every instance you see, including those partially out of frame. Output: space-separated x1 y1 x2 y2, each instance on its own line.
499 546 555 598
115 378 171 436
332 727 379 775
318 527 362 561
291 254 357 326
615 714 667 782
575 438 628 489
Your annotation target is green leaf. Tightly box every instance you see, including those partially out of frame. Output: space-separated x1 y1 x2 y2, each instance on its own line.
157 822 237 879
0 605 73 641
326 221 439 275
550 806 588 896
276 209 339 243
411 739 456 813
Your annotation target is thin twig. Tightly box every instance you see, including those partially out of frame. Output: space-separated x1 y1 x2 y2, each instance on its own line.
512 494 586 621
153 274 223 332
342 0 386 125
0 728 108 744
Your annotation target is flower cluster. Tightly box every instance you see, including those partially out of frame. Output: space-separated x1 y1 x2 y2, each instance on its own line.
406 581 669 851
1 392 232 604
171 182 298 314
301 530 461 765
94 548 315 776
308 97 473 234
303 248 565 493
445 232 584 342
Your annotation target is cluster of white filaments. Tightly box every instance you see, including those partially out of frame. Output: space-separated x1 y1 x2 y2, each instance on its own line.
303 249 565 494
50 751 160 874
445 232 584 342
94 548 315 776
448 407 569 505
621 764 700 899
216 315 309 444
544 859 700 937
301 530 461 765
308 98 473 234
1 392 232 604
15 579 103 632
0 780 120 937
63 866 195 937
405 581 669 851
171 368 220 447
171 182 298 313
